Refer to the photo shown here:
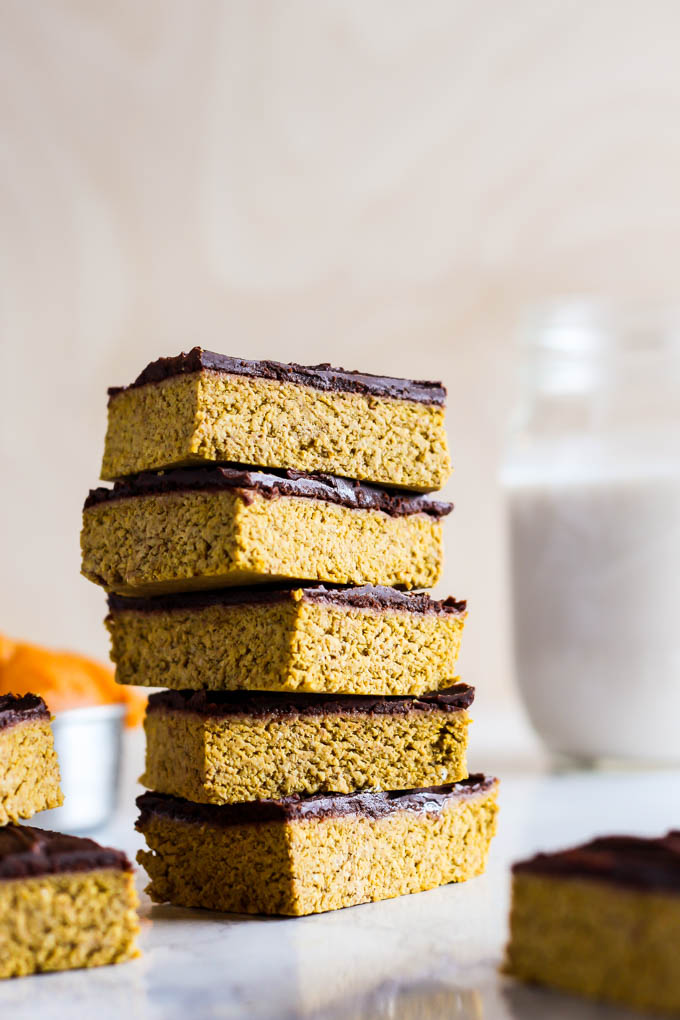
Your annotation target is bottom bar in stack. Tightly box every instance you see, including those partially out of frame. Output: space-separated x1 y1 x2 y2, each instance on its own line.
136 775 498 916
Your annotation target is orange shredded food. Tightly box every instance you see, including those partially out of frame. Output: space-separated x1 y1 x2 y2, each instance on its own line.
0 635 145 726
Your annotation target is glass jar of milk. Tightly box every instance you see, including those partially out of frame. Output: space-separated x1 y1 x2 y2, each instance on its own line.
503 301 680 764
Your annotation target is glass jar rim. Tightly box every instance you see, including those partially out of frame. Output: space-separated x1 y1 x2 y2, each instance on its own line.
523 298 680 357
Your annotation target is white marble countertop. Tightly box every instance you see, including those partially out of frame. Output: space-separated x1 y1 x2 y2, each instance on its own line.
2 722 679 1020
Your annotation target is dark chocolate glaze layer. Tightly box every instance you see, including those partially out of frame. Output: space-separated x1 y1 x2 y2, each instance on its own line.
513 833 680 894
0 693 50 732
107 348 446 407
301 585 465 614
146 684 475 720
84 466 453 518
0 825 132 881
107 584 466 616
136 775 496 829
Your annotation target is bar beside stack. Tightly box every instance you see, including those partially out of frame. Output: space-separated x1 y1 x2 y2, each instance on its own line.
0 694 139 977
82 348 499 915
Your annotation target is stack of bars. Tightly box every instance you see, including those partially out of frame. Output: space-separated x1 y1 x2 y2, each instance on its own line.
0 694 138 977
81 349 499 916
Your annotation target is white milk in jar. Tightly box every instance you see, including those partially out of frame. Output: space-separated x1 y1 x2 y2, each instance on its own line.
503 303 680 762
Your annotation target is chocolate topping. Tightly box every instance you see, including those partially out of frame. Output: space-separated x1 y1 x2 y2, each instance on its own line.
146 684 475 720
0 825 132 881
136 775 496 829
107 348 446 407
0 693 50 732
513 832 680 894
84 466 453 518
301 585 465 614
107 584 466 616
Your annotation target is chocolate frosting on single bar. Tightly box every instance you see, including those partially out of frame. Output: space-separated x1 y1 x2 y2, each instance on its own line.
107 348 446 407
107 583 466 616
136 775 496 829
0 693 50 731
513 832 680 894
85 466 453 518
146 683 475 720
0 825 132 881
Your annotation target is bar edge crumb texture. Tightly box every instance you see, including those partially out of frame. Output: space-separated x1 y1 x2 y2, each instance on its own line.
505 832 680 1015
141 685 474 803
136 775 498 916
0 694 63 824
107 585 466 695
82 470 451 596
0 825 139 978
101 349 451 491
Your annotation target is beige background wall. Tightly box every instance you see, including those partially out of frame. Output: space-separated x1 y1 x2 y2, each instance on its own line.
2 1 680 714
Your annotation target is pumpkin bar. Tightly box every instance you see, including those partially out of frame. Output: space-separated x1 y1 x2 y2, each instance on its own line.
141 684 473 804
136 775 498 916
101 348 451 492
0 825 139 978
505 832 680 1015
106 585 466 695
0 694 62 825
82 467 451 597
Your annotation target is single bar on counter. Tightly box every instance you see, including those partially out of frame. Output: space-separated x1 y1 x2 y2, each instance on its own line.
107 585 466 695
101 348 451 492
505 832 680 1015
0 825 139 978
82 467 452 596
0 694 62 825
136 775 498 916
141 684 474 804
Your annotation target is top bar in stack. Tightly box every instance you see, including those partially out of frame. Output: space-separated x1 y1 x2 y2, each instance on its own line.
101 349 451 491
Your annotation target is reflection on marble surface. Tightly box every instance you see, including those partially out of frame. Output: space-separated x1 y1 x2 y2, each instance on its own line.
503 984 650 1020
1 765 678 1019
312 980 487 1019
